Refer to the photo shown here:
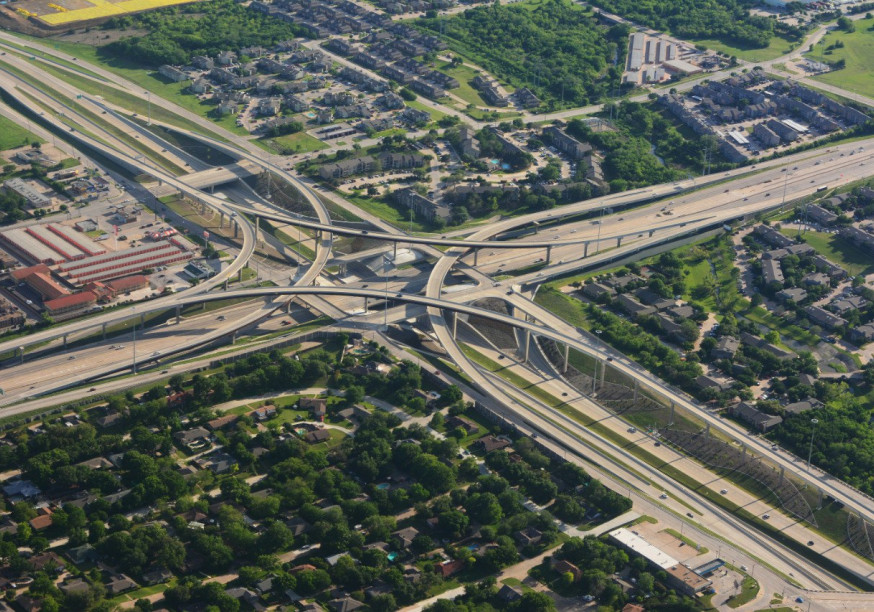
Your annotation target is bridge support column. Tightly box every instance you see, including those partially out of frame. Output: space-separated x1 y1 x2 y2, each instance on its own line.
140 313 145 327
523 328 531 363
234 221 239 239
202 302 206 311
633 379 639 402
224 278 229 291
649 229 655 237
255 217 260 246
176 305 181 324
617 236 623 247
231 331 237 345
592 359 598 395
584 242 589 257
473 249 479 267
286 300 292 314
393 242 398 261
668 400 675 427
818 488 823 509
102 322 107 340
365 296 369 313
220 212 225 228
238 268 243 283
546 245 552 264
18 347 24 364
452 312 458 339
63 334 67 350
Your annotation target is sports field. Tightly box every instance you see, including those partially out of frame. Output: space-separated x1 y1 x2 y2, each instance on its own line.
18 0 199 26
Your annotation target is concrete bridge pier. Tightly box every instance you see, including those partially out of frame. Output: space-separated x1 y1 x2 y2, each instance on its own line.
231 331 237 345
18 346 24 364
473 249 479 267
669 400 675 427
649 229 655 237
220 212 225 228
234 220 239 239
255 217 260 246
633 379 639 402
285 300 292 314
365 296 369 312
617 236 623 247
140 313 145 327
238 268 243 283
176 305 181 324
63 334 68 350
393 242 398 260
546 245 552 264
584 242 589 257
592 359 598 395
102 322 107 340
779 465 785 484
224 278 229 291
451 311 458 339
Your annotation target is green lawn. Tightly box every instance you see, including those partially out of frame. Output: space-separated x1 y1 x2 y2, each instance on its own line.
436 60 489 107
406 99 449 123
780 228 874 277
0 114 44 151
692 34 797 63
726 573 760 608
258 132 328 155
810 23 874 100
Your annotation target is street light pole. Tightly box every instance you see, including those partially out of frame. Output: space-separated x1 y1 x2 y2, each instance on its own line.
132 310 137 374
807 417 820 473
383 253 391 331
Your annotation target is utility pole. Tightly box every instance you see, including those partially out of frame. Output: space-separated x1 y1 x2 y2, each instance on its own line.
807 418 819 473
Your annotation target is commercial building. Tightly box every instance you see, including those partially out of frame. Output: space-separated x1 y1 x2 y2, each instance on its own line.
2 178 53 209
609 528 712 596
10 263 70 301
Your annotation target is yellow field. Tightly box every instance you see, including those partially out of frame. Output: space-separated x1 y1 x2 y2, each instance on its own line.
38 0 198 25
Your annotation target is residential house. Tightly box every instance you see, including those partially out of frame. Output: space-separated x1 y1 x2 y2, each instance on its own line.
174 426 211 450
695 375 732 392
761 259 784 285
300 397 328 419
207 414 239 431
730 401 782 432
319 156 377 180
807 204 838 226
804 305 847 330
304 429 331 444
777 288 808 304
392 526 420 549
851 323 874 344
446 416 479 436
582 282 614 301
515 526 542 546
552 559 582 582
497 584 523 602
545 126 592 160
394 188 452 223
250 405 277 421
159 65 189 82
475 434 511 453
617 294 656 318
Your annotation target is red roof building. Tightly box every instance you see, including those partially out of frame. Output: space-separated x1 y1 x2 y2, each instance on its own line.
106 275 149 293
10 264 70 300
44 291 96 316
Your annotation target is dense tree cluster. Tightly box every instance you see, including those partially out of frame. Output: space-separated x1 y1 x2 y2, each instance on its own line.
588 0 777 48
417 0 627 107
101 0 308 67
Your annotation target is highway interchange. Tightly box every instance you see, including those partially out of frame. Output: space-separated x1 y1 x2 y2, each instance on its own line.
0 30 874 609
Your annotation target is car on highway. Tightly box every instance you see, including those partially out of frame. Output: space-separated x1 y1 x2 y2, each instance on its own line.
763 513 770 520
89 387 96 392
686 512 694 518
659 493 668 499
720 489 727 494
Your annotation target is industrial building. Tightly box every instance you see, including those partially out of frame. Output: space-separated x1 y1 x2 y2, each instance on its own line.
0 223 106 265
609 529 713 596
2 178 54 209
56 237 194 285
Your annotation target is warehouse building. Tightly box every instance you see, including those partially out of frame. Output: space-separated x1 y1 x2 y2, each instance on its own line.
0 223 105 265
609 529 712 596
56 238 194 285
